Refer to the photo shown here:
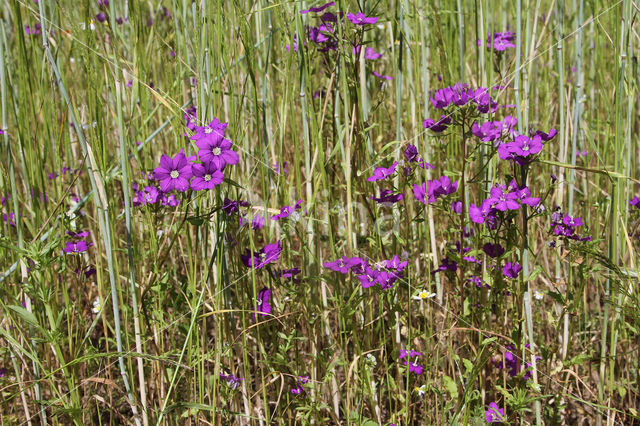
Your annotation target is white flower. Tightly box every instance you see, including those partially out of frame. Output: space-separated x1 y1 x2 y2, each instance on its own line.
365 353 377 367
412 290 436 301
414 384 428 397
92 297 103 314
533 290 544 301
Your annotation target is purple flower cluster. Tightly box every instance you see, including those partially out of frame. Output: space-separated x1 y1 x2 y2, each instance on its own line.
24 23 42 36
295 3 390 81
398 348 424 375
495 344 541 381
550 210 591 241
48 165 82 180
290 375 310 395
371 190 403 205
430 83 498 114
153 117 238 193
131 178 180 207
222 198 249 216
479 30 516 51
323 254 407 291
629 196 640 209
469 181 540 225
241 241 282 269
472 116 517 142
413 176 458 205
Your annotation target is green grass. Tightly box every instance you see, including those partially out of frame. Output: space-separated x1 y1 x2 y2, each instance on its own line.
0 0 639 424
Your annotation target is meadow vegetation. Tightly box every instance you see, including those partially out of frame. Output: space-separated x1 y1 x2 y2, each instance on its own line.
0 0 639 424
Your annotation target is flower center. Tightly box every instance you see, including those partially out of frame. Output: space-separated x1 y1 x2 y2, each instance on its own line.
204 127 213 134
419 292 429 299
170 170 179 179
212 147 222 156
204 174 211 182
522 144 529 151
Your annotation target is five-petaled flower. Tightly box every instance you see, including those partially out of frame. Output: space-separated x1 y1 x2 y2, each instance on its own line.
153 152 193 192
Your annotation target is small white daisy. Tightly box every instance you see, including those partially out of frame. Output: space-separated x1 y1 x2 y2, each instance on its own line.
92 297 103 314
412 290 436 301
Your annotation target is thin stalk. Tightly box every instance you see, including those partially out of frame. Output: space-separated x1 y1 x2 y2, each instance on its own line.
564 0 584 362
419 12 441 301
608 2 631 424
115 60 148 426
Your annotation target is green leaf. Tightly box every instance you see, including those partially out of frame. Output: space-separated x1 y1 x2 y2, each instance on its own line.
8 305 40 329
442 375 459 402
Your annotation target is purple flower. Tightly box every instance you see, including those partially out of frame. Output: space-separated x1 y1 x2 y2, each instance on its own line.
323 256 365 274
502 262 522 279
352 46 384 60
398 349 422 359
372 70 393 80
251 214 265 230
433 257 458 275
66 230 90 239
480 31 516 51
562 213 583 227
385 255 408 271
534 128 557 141
433 175 458 197
630 196 640 209
404 145 419 162
300 1 334 14
403 361 424 375
222 198 248 216
430 83 497 113
290 375 310 394
366 161 397 182
423 115 452 133
516 186 540 207
219 373 243 389
161 194 181 207
190 118 239 168
153 152 193 192
451 201 462 214
190 162 224 191
488 186 520 211
96 13 107 23
252 287 271 322
277 267 301 279
346 12 378 25
413 183 428 205
241 241 282 269
194 137 239 170
485 402 505 423
271 199 303 220
64 240 92 254
482 242 505 258
371 190 403 205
